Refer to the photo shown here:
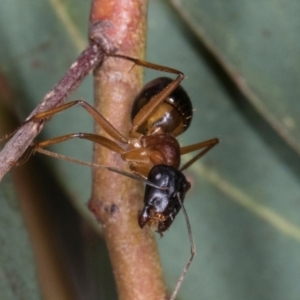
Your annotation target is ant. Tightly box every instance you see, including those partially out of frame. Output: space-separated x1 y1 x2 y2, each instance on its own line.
5 53 219 300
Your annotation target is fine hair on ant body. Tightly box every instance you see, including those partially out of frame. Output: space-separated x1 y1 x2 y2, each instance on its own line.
4 53 219 300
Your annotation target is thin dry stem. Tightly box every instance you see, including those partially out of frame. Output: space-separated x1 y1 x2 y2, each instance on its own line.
89 1 167 299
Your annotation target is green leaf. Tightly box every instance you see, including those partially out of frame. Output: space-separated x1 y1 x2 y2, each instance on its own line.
0 175 40 299
1 0 300 299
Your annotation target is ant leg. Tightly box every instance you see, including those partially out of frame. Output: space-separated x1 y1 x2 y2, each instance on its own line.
110 54 185 134
169 193 196 300
34 148 168 190
16 133 124 166
26 100 128 144
179 138 219 172
112 54 182 75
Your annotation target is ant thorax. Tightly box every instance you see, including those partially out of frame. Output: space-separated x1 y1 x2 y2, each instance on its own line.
124 133 181 178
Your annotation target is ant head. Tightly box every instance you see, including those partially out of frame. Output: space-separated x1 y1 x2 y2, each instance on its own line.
138 164 191 234
131 77 193 137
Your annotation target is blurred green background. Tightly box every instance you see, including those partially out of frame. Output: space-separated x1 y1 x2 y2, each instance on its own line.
1 0 300 299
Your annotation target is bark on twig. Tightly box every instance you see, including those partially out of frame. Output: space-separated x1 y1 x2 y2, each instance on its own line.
88 1 167 299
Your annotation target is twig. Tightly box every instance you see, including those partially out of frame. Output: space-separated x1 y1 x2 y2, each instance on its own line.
88 1 167 299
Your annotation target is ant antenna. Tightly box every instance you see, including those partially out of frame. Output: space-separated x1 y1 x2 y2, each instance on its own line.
36 148 167 190
169 193 196 300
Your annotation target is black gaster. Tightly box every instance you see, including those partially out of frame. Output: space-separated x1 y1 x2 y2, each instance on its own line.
138 165 191 234
131 77 193 136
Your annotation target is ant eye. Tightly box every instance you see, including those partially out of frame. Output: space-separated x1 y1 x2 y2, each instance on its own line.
153 197 161 206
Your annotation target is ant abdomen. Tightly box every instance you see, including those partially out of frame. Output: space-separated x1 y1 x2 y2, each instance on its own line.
131 77 193 136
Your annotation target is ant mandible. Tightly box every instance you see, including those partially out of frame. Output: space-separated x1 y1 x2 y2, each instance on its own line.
12 53 219 300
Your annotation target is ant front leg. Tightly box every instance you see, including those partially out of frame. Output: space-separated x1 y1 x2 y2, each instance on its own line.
110 54 185 134
179 138 219 171
26 100 128 144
